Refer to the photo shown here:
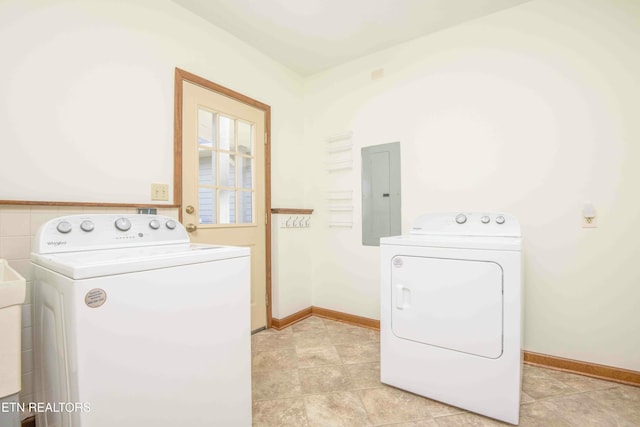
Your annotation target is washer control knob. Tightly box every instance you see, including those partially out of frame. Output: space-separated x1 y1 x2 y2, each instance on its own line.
114 217 132 231
80 220 95 232
495 215 506 225
149 219 161 230
455 214 467 224
481 216 490 224
165 220 177 230
56 221 72 234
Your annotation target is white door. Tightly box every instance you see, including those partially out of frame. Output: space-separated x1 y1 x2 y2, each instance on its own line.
180 77 268 332
391 255 503 358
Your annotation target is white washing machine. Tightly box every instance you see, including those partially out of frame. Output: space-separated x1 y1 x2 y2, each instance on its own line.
380 212 522 425
31 214 251 427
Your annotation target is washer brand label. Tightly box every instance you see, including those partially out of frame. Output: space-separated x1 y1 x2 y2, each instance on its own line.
393 257 403 268
47 240 67 247
85 288 107 308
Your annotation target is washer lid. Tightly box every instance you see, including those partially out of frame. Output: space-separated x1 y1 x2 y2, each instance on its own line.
31 243 249 279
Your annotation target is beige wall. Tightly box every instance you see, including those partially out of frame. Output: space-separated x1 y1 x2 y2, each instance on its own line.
304 0 640 371
0 0 305 206
270 214 312 319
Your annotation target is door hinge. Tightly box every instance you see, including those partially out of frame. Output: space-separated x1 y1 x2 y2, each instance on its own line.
265 292 269 306
265 212 268 225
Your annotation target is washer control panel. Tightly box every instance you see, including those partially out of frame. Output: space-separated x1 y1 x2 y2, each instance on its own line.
34 214 189 254
411 212 520 237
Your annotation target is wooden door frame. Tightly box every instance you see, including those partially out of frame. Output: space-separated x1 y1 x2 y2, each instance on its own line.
174 68 272 329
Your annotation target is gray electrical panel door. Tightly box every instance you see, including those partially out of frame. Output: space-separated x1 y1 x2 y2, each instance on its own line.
361 142 401 246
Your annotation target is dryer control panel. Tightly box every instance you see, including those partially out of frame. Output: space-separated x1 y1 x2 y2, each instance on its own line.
34 214 189 254
411 212 520 237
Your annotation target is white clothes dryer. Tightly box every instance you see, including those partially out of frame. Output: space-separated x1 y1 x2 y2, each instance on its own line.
380 212 522 425
31 214 251 427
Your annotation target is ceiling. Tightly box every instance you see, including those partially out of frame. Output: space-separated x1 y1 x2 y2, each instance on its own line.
172 0 531 76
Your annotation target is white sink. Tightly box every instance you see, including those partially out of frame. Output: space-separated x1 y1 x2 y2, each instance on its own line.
0 259 25 398
0 260 25 309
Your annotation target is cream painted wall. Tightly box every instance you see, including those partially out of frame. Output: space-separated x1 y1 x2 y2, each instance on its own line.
270 215 312 319
304 0 640 371
0 0 304 206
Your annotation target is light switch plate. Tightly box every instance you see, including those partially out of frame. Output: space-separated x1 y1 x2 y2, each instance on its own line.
151 183 169 201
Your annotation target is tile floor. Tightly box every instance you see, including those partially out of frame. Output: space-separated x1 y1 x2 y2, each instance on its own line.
251 316 640 426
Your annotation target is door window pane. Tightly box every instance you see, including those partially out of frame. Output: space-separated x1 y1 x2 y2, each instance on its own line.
219 115 235 151
220 190 236 224
237 121 253 155
220 153 236 187
239 191 253 224
237 156 252 189
198 148 217 186
194 108 256 226
198 187 216 224
197 109 216 148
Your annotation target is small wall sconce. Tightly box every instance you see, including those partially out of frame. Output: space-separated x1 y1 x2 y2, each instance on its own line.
582 202 596 224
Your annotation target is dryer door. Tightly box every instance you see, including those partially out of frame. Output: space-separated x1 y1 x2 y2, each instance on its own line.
390 255 503 358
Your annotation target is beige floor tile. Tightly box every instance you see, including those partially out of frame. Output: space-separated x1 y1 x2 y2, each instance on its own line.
299 365 353 394
377 420 438 427
522 365 578 399
518 401 574 427
259 326 293 335
343 362 382 390
252 347 299 373
323 318 361 332
328 327 380 345
538 393 619 427
251 318 636 427
297 345 342 368
253 331 296 353
417 399 463 418
541 369 618 392
252 369 302 401
617 383 640 400
358 386 443 425
580 385 640 426
252 397 309 427
335 342 380 364
520 391 535 404
292 316 327 332
294 330 333 349
433 412 509 426
304 391 371 427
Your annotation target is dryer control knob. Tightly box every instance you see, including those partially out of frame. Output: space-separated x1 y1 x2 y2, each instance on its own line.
495 216 506 225
80 220 95 232
481 216 490 224
56 221 72 234
115 217 132 231
149 219 161 230
455 214 467 224
165 220 177 230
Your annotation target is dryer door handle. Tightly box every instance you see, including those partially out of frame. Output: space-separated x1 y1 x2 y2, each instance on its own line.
395 284 411 310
